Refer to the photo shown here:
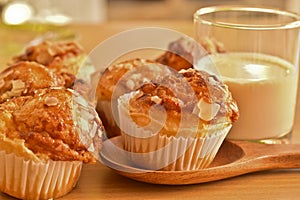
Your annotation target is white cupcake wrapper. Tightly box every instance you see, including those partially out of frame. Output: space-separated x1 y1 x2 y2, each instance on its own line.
118 92 231 171
0 151 82 200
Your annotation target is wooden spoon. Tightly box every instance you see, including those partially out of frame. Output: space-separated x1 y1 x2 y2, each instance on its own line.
99 136 300 185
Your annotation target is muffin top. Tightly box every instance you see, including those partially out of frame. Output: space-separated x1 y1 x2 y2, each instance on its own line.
0 88 103 163
96 58 171 101
12 40 97 90
13 41 84 74
0 61 65 103
126 68 239 137
156 37 226 71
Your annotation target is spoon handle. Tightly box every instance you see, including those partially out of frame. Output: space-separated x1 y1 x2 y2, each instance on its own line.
233 141 300 171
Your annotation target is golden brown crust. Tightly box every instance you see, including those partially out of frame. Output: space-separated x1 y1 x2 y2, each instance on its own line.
12 40 91 89
96 58 171 138
13 41 84 73
0 61 65 103
0 88 103 163
156 37 195 71
127 68 239 136
0 40 102 163
96 58 170 101
179 69 239 123
156 37 226 71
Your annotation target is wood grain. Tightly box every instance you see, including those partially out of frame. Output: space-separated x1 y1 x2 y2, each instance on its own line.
100 137 300 185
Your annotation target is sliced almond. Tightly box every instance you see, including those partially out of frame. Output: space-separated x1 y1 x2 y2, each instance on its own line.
124 63 133 69
133 59 144 66
0 79 4 89
126 79 135 90
44 96 59 106
197 98 220 121
130 73 142 81
151 95 162 104
12 80 25 90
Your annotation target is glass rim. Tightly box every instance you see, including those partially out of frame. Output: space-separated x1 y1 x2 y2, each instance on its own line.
194 6 300 30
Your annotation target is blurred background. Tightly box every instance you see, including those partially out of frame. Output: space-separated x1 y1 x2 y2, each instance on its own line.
107 0 300 21
0 0 299 24
0 0 299 67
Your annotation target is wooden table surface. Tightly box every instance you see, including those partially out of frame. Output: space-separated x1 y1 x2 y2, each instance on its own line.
0 20 300 200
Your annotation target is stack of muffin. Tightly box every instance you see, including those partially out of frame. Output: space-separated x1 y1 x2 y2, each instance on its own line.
0 36 239 199
0 41 103 200
96 37 239 171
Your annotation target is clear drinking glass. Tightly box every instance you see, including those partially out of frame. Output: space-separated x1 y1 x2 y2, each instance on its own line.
194 6 300 143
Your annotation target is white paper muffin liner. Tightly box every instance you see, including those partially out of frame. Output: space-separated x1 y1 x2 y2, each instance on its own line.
118 92 231 171
0 151 82 200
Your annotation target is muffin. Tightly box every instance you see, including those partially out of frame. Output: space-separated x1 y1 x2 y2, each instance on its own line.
0 61 65 103
96 58 171 138
0 88 103 200
12 40 95 90
118 68 238 171
156 37 226 71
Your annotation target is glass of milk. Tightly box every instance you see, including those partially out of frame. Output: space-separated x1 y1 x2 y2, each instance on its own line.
194 6 300 143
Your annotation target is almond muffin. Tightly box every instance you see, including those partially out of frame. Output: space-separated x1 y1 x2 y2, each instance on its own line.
118 68 238 171
12 40 95 90
0 88 103 200
96 58 171 138
156 37 226 71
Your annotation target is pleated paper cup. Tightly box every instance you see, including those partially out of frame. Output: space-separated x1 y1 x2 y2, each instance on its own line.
0 151 82 200
118 92 231 171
